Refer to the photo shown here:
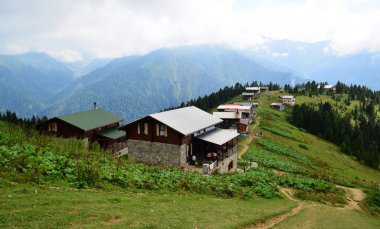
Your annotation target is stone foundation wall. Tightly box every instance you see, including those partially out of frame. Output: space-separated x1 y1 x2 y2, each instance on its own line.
218 146 238 173
128 139 187 167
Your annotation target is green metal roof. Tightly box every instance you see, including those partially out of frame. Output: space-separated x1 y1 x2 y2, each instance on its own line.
57 108 123 131
97 126 126 139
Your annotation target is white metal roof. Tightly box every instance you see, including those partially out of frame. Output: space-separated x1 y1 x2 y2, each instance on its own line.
233 102 254 106
246 87 260 91
281 95 294 99
324 85 335 89
196 128 240 146
271 103 283 106
213 112 242 119
150 106 222 136
242 92 255 96
217 105 252 110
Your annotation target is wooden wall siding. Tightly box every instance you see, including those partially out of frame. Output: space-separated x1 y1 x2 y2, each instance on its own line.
238 123 248 133
217 119 238 130
242 95 253 101
125 117 182 145
39 118 85 139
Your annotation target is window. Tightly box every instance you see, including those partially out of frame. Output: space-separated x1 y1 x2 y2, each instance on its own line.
138 122 148 135
48 122 57 132
159 124 165 136
156 124 167 137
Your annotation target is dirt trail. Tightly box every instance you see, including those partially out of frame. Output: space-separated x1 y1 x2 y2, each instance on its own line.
247 188 311 229
246 186 367 229
239 117 260 159
336 185 366 210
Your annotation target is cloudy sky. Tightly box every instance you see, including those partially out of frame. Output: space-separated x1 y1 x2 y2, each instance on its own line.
1 0 380 61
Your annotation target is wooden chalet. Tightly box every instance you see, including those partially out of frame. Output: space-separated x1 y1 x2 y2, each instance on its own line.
318 84 336 92
281 95 295 106
120 106 239 173
37 106 127 153
213 111 242 131
270 103 285 111
259 86 269 93
217 104 253 119
245 87 260 94
239 119 249 133
242 92 255 101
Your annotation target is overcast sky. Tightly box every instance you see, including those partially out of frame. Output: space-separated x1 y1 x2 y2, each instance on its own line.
1 0 380 61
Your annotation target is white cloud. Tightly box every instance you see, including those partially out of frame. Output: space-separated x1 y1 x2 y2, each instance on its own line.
271 52 289 57
1 0 380 59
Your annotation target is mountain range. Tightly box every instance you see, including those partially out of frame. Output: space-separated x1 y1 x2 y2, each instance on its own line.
242 40 380 89
1 42 379 120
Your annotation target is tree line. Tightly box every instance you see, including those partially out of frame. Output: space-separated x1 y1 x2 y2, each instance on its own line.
164 81 280 111
284 81 380 106
0 110 48 128
289 81 380 169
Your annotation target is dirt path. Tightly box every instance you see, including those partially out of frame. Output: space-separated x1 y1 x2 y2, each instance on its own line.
238 117 260 159
247 188 311 229
336 185 366 210
246 185 366 229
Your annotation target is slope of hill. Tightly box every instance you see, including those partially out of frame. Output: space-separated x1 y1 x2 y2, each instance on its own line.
0 52 74 107
0 82 43 116
1 89 380 228
43 45 298 121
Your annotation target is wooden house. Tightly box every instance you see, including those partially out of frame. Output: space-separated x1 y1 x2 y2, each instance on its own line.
281 95 295 106
213 111 242 131
318 84 336 92
37 107 127 153
238 119 249 133
242 92 255 101
245 87 260 94
259 86 269 93
217 104 253 119
120 106 239 173
270 103 285 111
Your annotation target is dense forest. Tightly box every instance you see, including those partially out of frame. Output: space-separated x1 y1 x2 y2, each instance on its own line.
288 81 380 169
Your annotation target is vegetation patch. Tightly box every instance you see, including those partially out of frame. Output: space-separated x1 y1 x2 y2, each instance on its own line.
260 126 302 142
243 147 305 174
257 138 311 164
363 190 380 215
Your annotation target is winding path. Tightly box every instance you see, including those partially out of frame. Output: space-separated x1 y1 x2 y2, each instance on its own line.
246 186 366 229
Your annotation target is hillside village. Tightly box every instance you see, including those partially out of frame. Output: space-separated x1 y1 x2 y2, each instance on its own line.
36 84 297 175
1 82 380 228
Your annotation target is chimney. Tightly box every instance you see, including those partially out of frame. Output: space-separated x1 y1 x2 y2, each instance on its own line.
93 102 97 110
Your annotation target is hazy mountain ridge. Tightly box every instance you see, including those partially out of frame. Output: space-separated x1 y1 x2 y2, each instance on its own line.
43 45 299 121
2 42 380 119
0 53 76 115
243 40 380 89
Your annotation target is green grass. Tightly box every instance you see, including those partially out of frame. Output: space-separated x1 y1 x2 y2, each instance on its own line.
273 205 380 229
252 91 380 188
0 181 296 229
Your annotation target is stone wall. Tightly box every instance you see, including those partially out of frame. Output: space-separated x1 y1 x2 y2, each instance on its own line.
218 146 238 173
128 139 187 167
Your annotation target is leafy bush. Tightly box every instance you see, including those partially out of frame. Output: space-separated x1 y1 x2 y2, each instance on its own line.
364 190 380 214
